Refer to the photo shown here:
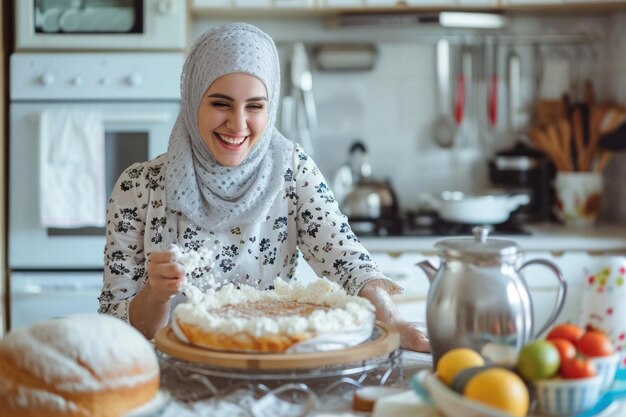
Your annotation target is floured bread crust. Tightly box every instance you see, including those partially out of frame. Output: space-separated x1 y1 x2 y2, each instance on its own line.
0 314 160 417
173 278 376 353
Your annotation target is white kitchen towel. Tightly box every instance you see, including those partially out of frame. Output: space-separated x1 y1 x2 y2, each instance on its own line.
39 109 106 228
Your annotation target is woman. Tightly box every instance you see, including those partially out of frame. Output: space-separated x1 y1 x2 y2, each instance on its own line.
99 22 429 352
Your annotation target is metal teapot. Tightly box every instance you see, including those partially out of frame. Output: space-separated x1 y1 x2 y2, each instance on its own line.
417 226 567 366
339 141 399 220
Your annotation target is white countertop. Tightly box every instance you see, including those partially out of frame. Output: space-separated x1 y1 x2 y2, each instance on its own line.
359 223 626 253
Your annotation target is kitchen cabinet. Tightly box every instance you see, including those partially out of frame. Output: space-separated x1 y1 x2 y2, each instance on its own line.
191 0 626 14
192 0 316 9
296 225 626 336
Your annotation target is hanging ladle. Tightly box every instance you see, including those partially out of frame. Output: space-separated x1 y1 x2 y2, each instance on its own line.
433 39 456 148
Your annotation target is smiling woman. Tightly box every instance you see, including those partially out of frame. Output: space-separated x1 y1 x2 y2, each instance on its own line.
98 22 429 354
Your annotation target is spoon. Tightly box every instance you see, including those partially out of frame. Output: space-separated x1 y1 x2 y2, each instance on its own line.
433 39 456 148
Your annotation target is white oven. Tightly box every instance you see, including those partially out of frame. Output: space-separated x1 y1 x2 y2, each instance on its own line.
8 52 182 328
15 0 186 51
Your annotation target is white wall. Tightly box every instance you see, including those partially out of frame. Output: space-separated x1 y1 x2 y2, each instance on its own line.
192 13 622 215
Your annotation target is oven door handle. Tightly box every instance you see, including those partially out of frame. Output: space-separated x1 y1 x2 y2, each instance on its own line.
12 283 103 294
30 111 171 125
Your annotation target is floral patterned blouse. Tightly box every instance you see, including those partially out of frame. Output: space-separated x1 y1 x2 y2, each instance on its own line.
98 145 395 322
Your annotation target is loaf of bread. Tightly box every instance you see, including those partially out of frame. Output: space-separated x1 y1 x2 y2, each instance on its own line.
0 314 160 417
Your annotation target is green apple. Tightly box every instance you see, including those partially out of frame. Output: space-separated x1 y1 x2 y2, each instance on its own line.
516 340 560 380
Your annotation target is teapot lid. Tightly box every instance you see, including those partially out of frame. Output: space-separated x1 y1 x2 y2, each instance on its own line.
435 226 520 259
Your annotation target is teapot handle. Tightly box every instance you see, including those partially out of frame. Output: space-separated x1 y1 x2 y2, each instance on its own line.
519 259 568 338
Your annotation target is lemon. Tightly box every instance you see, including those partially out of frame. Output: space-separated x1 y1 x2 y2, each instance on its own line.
436 348 485 386
463 368 529 417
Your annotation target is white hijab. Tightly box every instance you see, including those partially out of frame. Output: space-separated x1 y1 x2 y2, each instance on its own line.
164 23 293 246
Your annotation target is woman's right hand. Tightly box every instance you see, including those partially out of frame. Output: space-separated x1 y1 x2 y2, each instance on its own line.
145 251 186 302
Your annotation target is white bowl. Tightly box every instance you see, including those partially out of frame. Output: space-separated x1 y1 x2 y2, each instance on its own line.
534 375 602 416
591 353 620 391
411 369 514 417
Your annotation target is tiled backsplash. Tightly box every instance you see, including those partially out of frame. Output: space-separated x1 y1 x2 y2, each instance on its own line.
193 13 626 219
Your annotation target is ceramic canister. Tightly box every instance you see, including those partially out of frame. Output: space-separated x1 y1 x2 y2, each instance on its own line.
580 256 626 368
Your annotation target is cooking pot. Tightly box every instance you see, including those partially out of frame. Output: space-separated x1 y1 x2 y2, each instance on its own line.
424 191 530 224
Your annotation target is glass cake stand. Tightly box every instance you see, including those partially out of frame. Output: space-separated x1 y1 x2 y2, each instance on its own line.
156 322 404 407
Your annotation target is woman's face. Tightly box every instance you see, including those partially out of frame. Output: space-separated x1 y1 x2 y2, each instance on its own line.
197 73 269 167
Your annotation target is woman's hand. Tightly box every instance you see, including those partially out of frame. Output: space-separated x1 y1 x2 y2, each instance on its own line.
145 250 186 302
358 279 430 353
129 250 185 339
395 320 430 352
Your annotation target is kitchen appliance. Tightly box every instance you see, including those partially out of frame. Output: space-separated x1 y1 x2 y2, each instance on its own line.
8 52 182 329
339 142 400 235
15 0 186 50
488 141 555 222
417 226 567 366
10 271 103 329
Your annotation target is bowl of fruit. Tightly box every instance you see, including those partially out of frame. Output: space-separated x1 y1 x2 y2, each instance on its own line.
411 348 530 417
517 323 619 415
411 323 620 417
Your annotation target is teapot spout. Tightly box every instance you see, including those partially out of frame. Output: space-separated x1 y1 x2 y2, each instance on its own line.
417 260 438 283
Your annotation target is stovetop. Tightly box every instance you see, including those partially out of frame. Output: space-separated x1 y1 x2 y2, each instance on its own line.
349 212 531 238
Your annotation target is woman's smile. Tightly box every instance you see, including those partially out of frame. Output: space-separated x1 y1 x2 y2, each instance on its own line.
214 132 249 149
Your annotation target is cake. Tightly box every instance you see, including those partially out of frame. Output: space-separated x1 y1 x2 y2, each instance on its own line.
173 278 376 353
0 314 160 417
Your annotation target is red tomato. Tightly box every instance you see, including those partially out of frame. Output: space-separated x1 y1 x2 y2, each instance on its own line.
546 323 584 344
548 338 576 364
577 331 614 357
560 357 597 379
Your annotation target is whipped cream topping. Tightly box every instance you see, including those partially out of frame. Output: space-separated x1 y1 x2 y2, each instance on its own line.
170 244 214 275
173 278 375 338
170 243 225 303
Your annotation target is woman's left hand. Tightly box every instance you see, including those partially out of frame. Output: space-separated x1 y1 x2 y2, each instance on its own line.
395 320 430 352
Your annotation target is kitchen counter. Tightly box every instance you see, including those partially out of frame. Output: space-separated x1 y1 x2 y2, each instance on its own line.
359 223 626 254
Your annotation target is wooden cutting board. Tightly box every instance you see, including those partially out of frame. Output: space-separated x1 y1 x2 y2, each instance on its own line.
155 322 400 370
